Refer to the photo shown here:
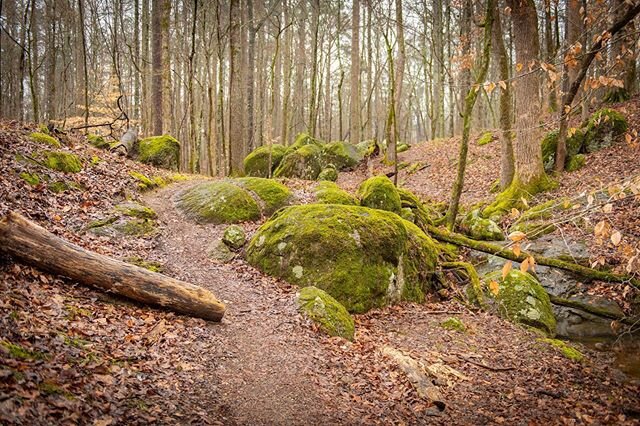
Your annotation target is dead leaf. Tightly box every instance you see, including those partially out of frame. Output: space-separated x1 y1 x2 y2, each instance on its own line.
502 261 513 279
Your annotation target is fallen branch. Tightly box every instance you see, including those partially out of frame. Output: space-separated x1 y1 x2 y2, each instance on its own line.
548 294 636 325
456 354 515 372
441 261 486 309
426 225 640 290
0 212 225 321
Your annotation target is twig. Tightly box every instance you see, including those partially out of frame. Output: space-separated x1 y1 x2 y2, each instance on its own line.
456 354 515 372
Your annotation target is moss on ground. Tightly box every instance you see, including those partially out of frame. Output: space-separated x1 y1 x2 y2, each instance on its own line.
30 132 61 148
19 172 40 185
87 134 110 149
565 154 586 172
482 174 557 219
477 131 494 146
0 340 48 360
126 256 164 273
538 338 584 362
461 209 504 241
42 151 82 173
114 202 157 219
357 175 401 213
138 135 180 170
441 317 466 332
298 286 355 340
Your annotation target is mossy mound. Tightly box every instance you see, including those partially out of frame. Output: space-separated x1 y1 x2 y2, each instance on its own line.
297 286 355 341
222 225 246 250
397 188 436 227
30 132 61 148
538 338 584 362
20 172 40 186
246 204 439 313
314 181 357 205
477 131 494 146
441 317 466 332
482 175 557 219
243 144 287 177
583 108 627 153
397 143 410 153
287 132 322 153
461 209 504 241
87 201 158 237
274 143 323 180
126 256 164 273
177 181 261 224
355 140 378 157
48 181 81 193
321 141 363 170
317 165 338 182
114 202 157 219
129 171 166 191
42 151 82 173
87 134 109 149
540 129 585 171
483 270 556 336
357 175 401 213
138 135 180 170
565 154 585 172
235 177 292 215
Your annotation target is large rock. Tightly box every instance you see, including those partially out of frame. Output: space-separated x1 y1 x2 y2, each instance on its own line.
461 209 504 241
321 141 363 170
583 108 627 153
357 175 401 213
246 204 439 313
243 144 287 177
297 286 355 340
287 132 322 153
540 129 584 171
483 270 556 336
138 135 180 170
314 181 357 205
177 178 291 224
87 202 157 237
274 144 323 180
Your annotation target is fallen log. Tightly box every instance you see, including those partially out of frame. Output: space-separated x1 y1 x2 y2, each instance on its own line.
426 224 640 290
0 212 225 321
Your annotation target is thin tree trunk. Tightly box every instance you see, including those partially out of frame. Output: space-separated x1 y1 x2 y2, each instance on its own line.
349 0 361 143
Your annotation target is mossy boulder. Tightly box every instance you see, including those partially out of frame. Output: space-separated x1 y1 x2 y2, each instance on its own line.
461 209 504 241
114 202 157 219
298 286 355 340
42 151 82 173
357 175 401 213
208 240 236 263
441 317 466 332
477 131 494 146
314 181 358 205
583 108 627 153
483 270 556 336
222 225 246 250
129 171 165 191
243 144 288 177
287 132 322 153
177 181 261 224
30 132 61 148
274 143 323 180
540 129 585 171
321 141 363 170
355 140 378 157
317 165 338 182
397 143 410 153
246 204 439 313
138 135 180 170
565 154 585 172
397 188 436 227
235 177 292 214
87 212 156 238
87 134 109 149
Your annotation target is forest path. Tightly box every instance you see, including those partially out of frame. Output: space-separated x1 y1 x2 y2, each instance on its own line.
144 180 353 425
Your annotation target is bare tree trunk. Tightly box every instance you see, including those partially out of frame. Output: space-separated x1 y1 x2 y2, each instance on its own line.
349 0 361 143
308 0 320 137
151 0 164 134
228 0 244 175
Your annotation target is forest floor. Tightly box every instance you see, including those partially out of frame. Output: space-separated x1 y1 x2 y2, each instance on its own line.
1 99 640 425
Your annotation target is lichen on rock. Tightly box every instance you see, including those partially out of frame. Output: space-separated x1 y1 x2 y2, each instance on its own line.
246 204 439 313
297 286 355 340
274 143 323 180
357 175 401 213
461 209 504 241
177 181 261 224
222 224 246 250
235 177 292 215
137 135 180 170
321 141 362 170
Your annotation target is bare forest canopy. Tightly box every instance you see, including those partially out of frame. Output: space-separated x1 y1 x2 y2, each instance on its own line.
0 0 638 176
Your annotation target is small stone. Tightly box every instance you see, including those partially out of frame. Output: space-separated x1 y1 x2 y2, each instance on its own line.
222 225 246 250
208 240 235 263
297 286 355 340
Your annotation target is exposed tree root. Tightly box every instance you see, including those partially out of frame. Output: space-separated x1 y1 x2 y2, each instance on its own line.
441 261 486 309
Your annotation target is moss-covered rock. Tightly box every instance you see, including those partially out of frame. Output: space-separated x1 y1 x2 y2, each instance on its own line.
126 257 164 273
317 165 338 182
138 135 180 170
273 143 323 180
87 210 157 237
114 202 157 219
19 172 40 186
396 143 410 153
48 181 73 193
208 240 235 263
243 144 287 177
397 188 436 227
87 134 109 149
321 141 363 170
583 108 627 153
540 129 585 171
461 209 504 241
129 171 165 191
441 317 466 332
246 204 439 313
538 338 584 362
30 132 61 148
355 140 378 157
297 286 355 340
477 131 494 146
177 181 261 224
42 151 82 173
222 224 246 250
483 270 556 336
357 175 401 214
235 177 292 215
314 181 358 205
565 154 585 172
287 132 322 153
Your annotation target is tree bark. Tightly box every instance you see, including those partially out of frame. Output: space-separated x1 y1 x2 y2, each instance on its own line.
349 0 361 143
228 0 245 174
0 212 225 321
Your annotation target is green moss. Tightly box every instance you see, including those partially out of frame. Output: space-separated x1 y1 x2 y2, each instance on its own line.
477 131 494 146
48 181 70 193
87 133 109 149
396 187 436 227
38 123 51 135
235 177 292 214
482 175 556 219
357 175 401 213
113 218 156 236
583 108 627 153
0 340 47 360
321 141 363 170
274 143 323 180
42 150 82 173
114 202 157 219
138 135 180 170
126 256 163 272
177 181 261 224
30 132 61 148
314 181 358 205
397 143 410 153
461 209 504 241
484 270 556 336
86 216 117 230
298 286 355 340
129 171 156 191
38 381 74 398
603 88 630 104
317 165 338 182
540 129 585 171
20 172 40 185
441 317 466 332
288 132 322 153
538 338 584 362
246 204 439 313
65 305 92 320
243 144 287 177
222 224 246 250
355 140 378 157
565 154 586 172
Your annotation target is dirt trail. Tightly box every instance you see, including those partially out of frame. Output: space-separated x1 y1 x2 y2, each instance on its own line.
144 181 354 425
